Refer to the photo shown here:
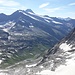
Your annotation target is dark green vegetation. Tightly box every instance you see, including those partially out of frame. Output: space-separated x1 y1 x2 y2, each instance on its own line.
1 44 49 68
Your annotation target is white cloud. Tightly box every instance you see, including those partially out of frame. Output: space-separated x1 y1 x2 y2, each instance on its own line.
0 5 27 15
69 2 75 6
39 2 49 8
0 0 20 7
0 0 27 15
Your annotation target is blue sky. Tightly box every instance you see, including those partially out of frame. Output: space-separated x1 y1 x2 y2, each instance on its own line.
0 0 75 18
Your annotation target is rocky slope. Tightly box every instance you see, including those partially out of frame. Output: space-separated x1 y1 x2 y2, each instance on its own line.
0 29 75 75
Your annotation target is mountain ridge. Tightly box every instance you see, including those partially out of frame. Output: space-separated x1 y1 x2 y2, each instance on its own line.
0 9 75 68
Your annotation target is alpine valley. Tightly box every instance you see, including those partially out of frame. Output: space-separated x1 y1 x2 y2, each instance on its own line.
0 9 75 75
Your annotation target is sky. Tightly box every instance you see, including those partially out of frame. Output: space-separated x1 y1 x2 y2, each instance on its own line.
0 0 75 19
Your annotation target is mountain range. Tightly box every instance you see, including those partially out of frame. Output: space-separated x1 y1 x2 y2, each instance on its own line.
0 9 75 69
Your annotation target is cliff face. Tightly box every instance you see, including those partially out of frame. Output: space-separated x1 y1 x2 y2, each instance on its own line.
36 28 75 75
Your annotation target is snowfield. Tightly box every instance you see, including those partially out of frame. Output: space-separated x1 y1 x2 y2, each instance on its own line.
36 59 75 75
59 42 72 51
0 73 8 75
36 41 75 75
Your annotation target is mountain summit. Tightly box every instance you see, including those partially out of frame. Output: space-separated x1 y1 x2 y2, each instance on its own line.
25 9 34 13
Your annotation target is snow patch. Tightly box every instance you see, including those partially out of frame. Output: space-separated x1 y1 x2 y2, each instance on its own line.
0 60 2 64
21 11 27 15
41 16 53 20
28 15 40 21
3 21 15 32
19 10 27 15
59 43 72 51
28 12 35 15
8 36 11 40
0 53 2 55
27 69 30 72
20 11 40 21
0 25 3 27
40 66 44 68
0 73 8 75
3 29 8 32
44 19 50 23
72 47 75 49
21 20 25 23
52 21 62 24
29 25 34 28
26 64 37 68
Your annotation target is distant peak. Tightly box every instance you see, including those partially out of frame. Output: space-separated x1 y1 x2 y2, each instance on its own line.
63 17 71 21
17 10 24 12
25 9 34 13
0 13 6 16
43 15 49 17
